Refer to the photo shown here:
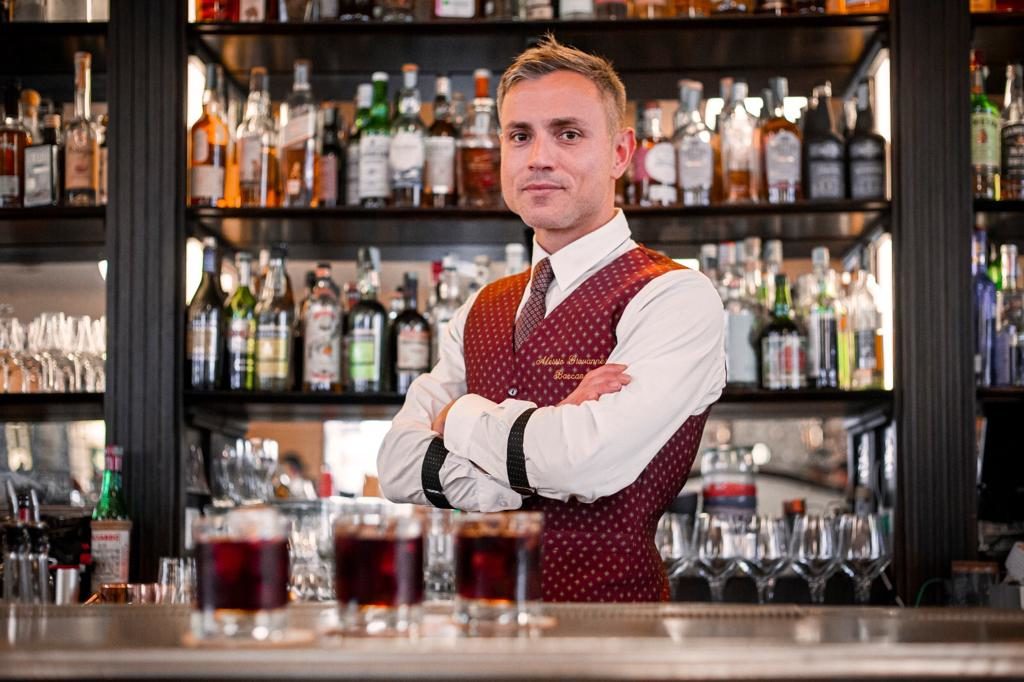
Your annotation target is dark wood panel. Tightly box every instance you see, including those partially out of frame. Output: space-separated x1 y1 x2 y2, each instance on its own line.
0 21 108 76
0 207 105 263
0 393 103 421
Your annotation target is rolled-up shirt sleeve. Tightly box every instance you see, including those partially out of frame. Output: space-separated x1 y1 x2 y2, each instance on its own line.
442 269 726 503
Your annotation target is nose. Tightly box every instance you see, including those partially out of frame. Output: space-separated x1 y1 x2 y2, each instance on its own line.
527 134 555 172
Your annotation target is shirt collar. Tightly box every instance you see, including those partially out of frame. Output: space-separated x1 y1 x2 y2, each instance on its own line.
530 209 632 291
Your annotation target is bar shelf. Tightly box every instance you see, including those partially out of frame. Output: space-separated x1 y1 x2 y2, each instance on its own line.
0 393 104 421
0 207 106 263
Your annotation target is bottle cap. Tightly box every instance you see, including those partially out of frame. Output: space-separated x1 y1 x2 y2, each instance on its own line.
812 246 830 268
435 75 451 98
372 71 389 83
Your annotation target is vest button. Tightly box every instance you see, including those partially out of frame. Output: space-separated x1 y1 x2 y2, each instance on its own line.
507 387 518 397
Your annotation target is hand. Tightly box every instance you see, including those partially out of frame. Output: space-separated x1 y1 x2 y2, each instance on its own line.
431 398 459 437
557 363 631 407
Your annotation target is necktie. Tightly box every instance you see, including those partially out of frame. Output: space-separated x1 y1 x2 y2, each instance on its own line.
514 257 554 351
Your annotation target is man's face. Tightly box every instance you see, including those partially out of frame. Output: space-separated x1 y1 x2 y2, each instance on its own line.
499 71 632 235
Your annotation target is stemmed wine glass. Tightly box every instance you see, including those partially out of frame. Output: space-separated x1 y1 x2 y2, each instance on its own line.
838 513 891 604
736 515 790 604
789 514 839 605
692 513 742 602
657 510 695 578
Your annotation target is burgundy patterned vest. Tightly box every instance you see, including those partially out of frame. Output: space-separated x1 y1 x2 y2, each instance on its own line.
463 246 711 602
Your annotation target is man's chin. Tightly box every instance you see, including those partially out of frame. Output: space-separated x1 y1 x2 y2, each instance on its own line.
515 206 573 232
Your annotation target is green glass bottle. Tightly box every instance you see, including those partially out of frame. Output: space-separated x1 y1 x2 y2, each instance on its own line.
971 49 1001 200
91 445 132 586
358 72 392 208
93 446 129 520
226 252 258 390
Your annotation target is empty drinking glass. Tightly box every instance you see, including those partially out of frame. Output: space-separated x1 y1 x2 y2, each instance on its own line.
838 513 891 604
424 508 455 602
692 513 742 602
736 515 790 604
158 557 186 604
789 514 839 605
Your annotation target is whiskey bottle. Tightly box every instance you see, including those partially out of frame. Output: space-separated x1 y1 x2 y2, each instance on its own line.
389 272 431 394
971 50 1001 200
347 247 387 393
633 101 678 206
673 80 713 207
19 90 40 142
187 237 226 390
239 0 267 20
225 252 258 391
759 274 805 390
317 105 344 208
256 247 295 391
803 83 847 200
720 80 758 203
847 80 887 200
359 72 392 208
518 0 554 18
281 60 318 207
761 76 802 204
91 445 132 587
459 70 501 209
389 64 426 208
65 52 99 206
24 110 61 208
303 263 343 393
237 67 280 208
0 86 30 208
425 75 458 208
633 0 671 18
1001 63 1024 201
346 83 372 207
189 62 228 208
196 0 240 20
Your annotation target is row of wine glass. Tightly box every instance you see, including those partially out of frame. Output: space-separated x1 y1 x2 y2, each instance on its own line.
0 309 106 394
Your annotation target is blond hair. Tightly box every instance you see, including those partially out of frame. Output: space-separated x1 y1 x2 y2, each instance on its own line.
497 35 627 133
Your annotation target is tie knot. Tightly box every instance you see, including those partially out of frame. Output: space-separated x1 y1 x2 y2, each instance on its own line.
530 257 554 296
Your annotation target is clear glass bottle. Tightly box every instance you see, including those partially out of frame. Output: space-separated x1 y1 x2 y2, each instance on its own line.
281 60 318 207
346 83 372 207
994 244 1024 386
389 272 431 394
430 254 463 367
761 76 802 204
359 72 392 208
634 101 678 206
65 51 100 206
236 67 280 208
303 262 343 393
255 247 295 391
518 0 554 18
847 79 887 200
848 266 884 390
673 80 713 207
806 246 840 388
803 82 847 201
459 69 502 209
720 80 758 203
971 50 1001 200
225 252 258 391
722 243 760 387
389 64 426 208
0 87 30 208
1001 63 1024 201
347 247 387 393
759 273 805 390
317 105 344 207
700 445 757 516
561 0 596 18
425 75 458 208
187 237 226 390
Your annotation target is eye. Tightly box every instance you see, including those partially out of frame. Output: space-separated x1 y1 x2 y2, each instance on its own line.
509 131 530 144
560 130 582 141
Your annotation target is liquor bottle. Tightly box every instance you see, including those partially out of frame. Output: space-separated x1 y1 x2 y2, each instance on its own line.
236 67 280 208
842 0 888 12
518 0 554 18
434 0 477 18
761 76 802 204
347 247 387 393
459 69 502 209
709 77 732 204
24 109 61 208
562 0 596 18
742 236 763 305
722 243 760 387
847 80 888 200
189 62 227 208
505 243 527 276
430 254 463 366
806 247 840 388
359 72 392 208
281 60 318 207
676 0 711 15
339 0 373 20
699 243 719 285
469 254 492 295
196 0 239 20
803 83 847 201
0 86 30 208
760 239 783 312
346 83 372 207
847 266 884 390
672 81 713 207
720 80 758 203
19 90 40 142
380 0 415 21
757 0 792 12
11 0 45 19
595 0 629 18
91 445 132 587
759 274 805 390
65 52 100 206
225 252 258 391
711 0 751 11
187 237 226 390
993 244 1023 386
97 113 108 206
971 50 1001 200
996 0 1024 10
317 105 344 208
390 64 426 208
425 75 458 208
793 0 824 11
1001 63 1024 201
988 240 1003 292
633 101 678 206
303 263 343 393
255 247 295 391
634 0 671 18
239 0 267 20
389 272 431 394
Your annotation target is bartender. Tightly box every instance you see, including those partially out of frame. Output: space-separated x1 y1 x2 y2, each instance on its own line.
377 37 725 602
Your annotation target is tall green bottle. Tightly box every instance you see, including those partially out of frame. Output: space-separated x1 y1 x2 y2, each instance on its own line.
91 445 132 586
225 252 258 390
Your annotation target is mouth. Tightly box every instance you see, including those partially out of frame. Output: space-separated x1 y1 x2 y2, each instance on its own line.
522 183 563 193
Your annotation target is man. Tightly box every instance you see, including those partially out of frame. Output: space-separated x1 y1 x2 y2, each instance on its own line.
377 37 725 602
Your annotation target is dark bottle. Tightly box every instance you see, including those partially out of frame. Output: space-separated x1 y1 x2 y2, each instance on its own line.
803 83 847 201
225 252 258 391
347 247 387 393
187 237 226 390
24 108 62 208
317 105 345 208
759 274 806 390
792 0 824 12
846 80 887 200
388 272 431 394
255 247 295 391
339 0 374 20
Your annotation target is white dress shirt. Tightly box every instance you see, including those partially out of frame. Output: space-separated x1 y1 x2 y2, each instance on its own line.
376 209 726 511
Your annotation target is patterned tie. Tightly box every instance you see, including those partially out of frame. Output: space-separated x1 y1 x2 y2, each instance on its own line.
514 257 555 351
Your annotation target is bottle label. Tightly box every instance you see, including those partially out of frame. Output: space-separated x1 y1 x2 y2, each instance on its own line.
348 328 381 381
191 165 225 201
397 329 431 371
346 143 361 205
854 329 878 371
808 308 838 386
317 155 339 203
256 323 290 380
725 309 758 385
91 520 132 586
239 137 264 184
66 147 97 191
435 0 475 17
359 134 392 200
634 142 676 185
560 0 593 13
425 136 456 193
25 145 59 206
304 306 342 384
193 129 209 164
461 147 501 196
849 159 886 199
390 130 425 183
764 130 801 187
188 318 219 362
1002 123 1024 176
0 175 18 197
283 112 316 150
99 147 108 204
228 317 255 355
971 111 1000 168
677 136 713 190
523 0 554 18
239 0 266 20
761 332 804 390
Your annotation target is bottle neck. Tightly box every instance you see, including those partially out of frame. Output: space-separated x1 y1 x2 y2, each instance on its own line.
203 247 218 276
434 94 451 122
398 89 421 118
973 236 989 275
773 282 792 318
359 267 380 300
1002 252 1019 290
264 258 286 300
971 66 986 97
75 67 92 121
237 260 253 292
202 87 220 118
441 269 460 303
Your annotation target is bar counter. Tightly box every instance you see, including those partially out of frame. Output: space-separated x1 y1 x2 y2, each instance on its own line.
2 603 1024 680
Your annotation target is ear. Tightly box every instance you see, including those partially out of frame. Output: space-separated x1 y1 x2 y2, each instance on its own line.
611 127 636 181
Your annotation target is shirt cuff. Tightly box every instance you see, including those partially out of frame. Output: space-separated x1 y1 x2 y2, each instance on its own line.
443 393 498 460
443 393 536 485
